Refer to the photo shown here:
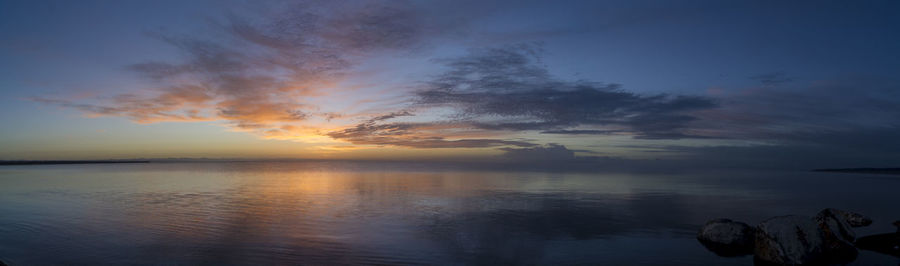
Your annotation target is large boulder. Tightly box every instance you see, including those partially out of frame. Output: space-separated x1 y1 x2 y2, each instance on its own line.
754 215 826 265
814 209 858 262
697 218 755 256
826 208 872 227
699 209 873 264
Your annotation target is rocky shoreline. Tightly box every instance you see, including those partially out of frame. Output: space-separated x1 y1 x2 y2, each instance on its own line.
698 208 898 265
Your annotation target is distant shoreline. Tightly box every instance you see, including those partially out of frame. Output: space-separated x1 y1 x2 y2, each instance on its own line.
813 168 900 175
0 160 151 166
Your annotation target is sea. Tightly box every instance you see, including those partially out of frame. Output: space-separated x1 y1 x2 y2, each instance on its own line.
0 161 897 265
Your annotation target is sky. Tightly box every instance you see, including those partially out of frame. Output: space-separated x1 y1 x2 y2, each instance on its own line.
1 0 900 169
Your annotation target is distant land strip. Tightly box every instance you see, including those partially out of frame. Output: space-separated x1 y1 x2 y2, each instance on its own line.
0 160 151 165
813 168 900 175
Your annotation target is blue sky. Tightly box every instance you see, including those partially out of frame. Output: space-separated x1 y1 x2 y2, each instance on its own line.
2 0 900 168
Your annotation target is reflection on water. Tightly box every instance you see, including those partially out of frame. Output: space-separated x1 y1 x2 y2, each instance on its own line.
0 162 898 265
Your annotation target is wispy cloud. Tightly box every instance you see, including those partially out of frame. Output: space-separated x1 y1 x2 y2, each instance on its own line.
33 0 447 137
325 113 537 149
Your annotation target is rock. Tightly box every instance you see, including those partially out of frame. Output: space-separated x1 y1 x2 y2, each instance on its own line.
754 215 826 265
700 209 873 264
814 209 858 262
827 208 872 227
697 218 755 256
0 260 6 266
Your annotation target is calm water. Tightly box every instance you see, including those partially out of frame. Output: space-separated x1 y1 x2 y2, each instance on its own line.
0 162 898 265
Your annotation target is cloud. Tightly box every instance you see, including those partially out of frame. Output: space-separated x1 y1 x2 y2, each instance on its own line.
29 1 727 152
414 45 719 139
31 91 215 123
539 129 622 135
749 72 793 87
16 0 900 168
693 74 900 140
499 144 575 162
327 44 900 162
33 0 449 135
620 74 900 169
653 126 900 170
326 114 537 149
323 45 722 149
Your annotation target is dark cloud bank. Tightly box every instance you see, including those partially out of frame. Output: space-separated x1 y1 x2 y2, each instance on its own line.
331 45 900 169
329 45 720 149
416 46 719 139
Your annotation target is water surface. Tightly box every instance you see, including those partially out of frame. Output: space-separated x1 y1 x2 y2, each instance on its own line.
0 162 898 265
